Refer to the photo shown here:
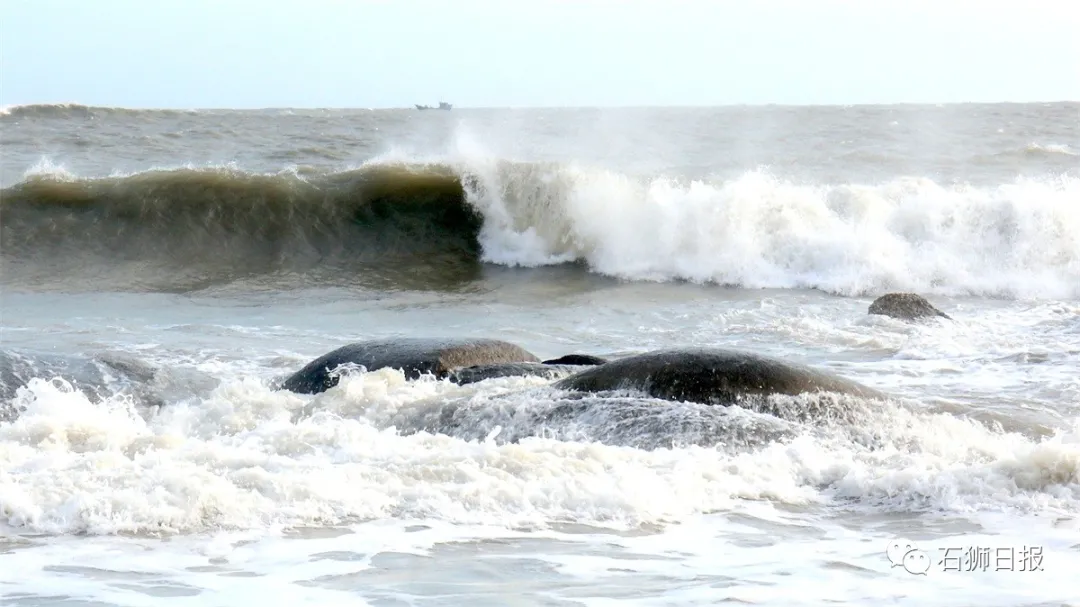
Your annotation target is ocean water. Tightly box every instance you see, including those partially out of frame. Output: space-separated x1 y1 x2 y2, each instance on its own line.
1 102 1079 606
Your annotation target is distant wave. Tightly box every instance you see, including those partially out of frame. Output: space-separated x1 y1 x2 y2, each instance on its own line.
0 103 199 119
2 160 1078 298
966 143 1079 168
1023 143 1077 157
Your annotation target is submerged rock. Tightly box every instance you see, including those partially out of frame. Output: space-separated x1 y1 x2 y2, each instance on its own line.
868 293 951 321
541 354 608 366
553 348 885 406
281 338 540 394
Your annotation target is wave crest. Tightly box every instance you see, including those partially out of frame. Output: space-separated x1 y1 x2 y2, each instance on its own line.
469 164 1080 299
3 159 1078 298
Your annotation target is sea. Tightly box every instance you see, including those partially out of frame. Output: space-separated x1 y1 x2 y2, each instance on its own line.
1 102 1078 606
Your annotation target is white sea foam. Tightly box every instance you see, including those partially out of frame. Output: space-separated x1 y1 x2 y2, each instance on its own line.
459 161 1080 299
21 156 78 180
3 364 1078 605
2 360 1077 538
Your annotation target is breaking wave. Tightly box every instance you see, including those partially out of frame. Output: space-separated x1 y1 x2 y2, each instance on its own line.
2 159 1078 298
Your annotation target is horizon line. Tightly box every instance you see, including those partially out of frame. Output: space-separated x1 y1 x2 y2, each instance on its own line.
3 99 1079 113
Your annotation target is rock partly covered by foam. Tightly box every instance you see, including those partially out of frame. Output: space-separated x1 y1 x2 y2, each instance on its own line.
553 348 885 406
868 293 951 321
281 338 540 394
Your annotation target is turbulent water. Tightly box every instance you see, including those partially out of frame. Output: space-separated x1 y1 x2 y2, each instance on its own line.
1 102 1079 606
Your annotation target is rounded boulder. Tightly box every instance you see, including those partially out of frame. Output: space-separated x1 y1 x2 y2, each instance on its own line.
553 348 885 406
281 338 540 394
868 293 951 321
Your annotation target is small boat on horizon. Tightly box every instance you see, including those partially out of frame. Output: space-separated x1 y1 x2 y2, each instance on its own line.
415 101 452 111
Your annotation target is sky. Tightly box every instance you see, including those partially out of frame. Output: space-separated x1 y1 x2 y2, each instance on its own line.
2 0 1078 108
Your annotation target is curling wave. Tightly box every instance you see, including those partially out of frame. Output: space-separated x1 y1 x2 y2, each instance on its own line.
0 163 485 291
2 159 1078 298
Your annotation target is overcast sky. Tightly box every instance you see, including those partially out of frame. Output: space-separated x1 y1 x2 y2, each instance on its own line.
2 0 1078 108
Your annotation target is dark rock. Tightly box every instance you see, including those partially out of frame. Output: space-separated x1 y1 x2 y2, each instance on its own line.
448 362 581 385
281 338 540 394
553 348 885 406
868 293 951 321
541 354 608 366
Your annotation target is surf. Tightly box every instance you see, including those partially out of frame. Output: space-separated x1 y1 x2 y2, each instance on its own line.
3 158 1078 299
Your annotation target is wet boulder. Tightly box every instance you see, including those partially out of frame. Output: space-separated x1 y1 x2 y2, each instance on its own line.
541 354 608 366
868 293 951 321
553 348 885 406
281 338 540 394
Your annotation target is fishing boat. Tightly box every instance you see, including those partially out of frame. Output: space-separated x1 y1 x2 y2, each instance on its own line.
415 101 453 110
